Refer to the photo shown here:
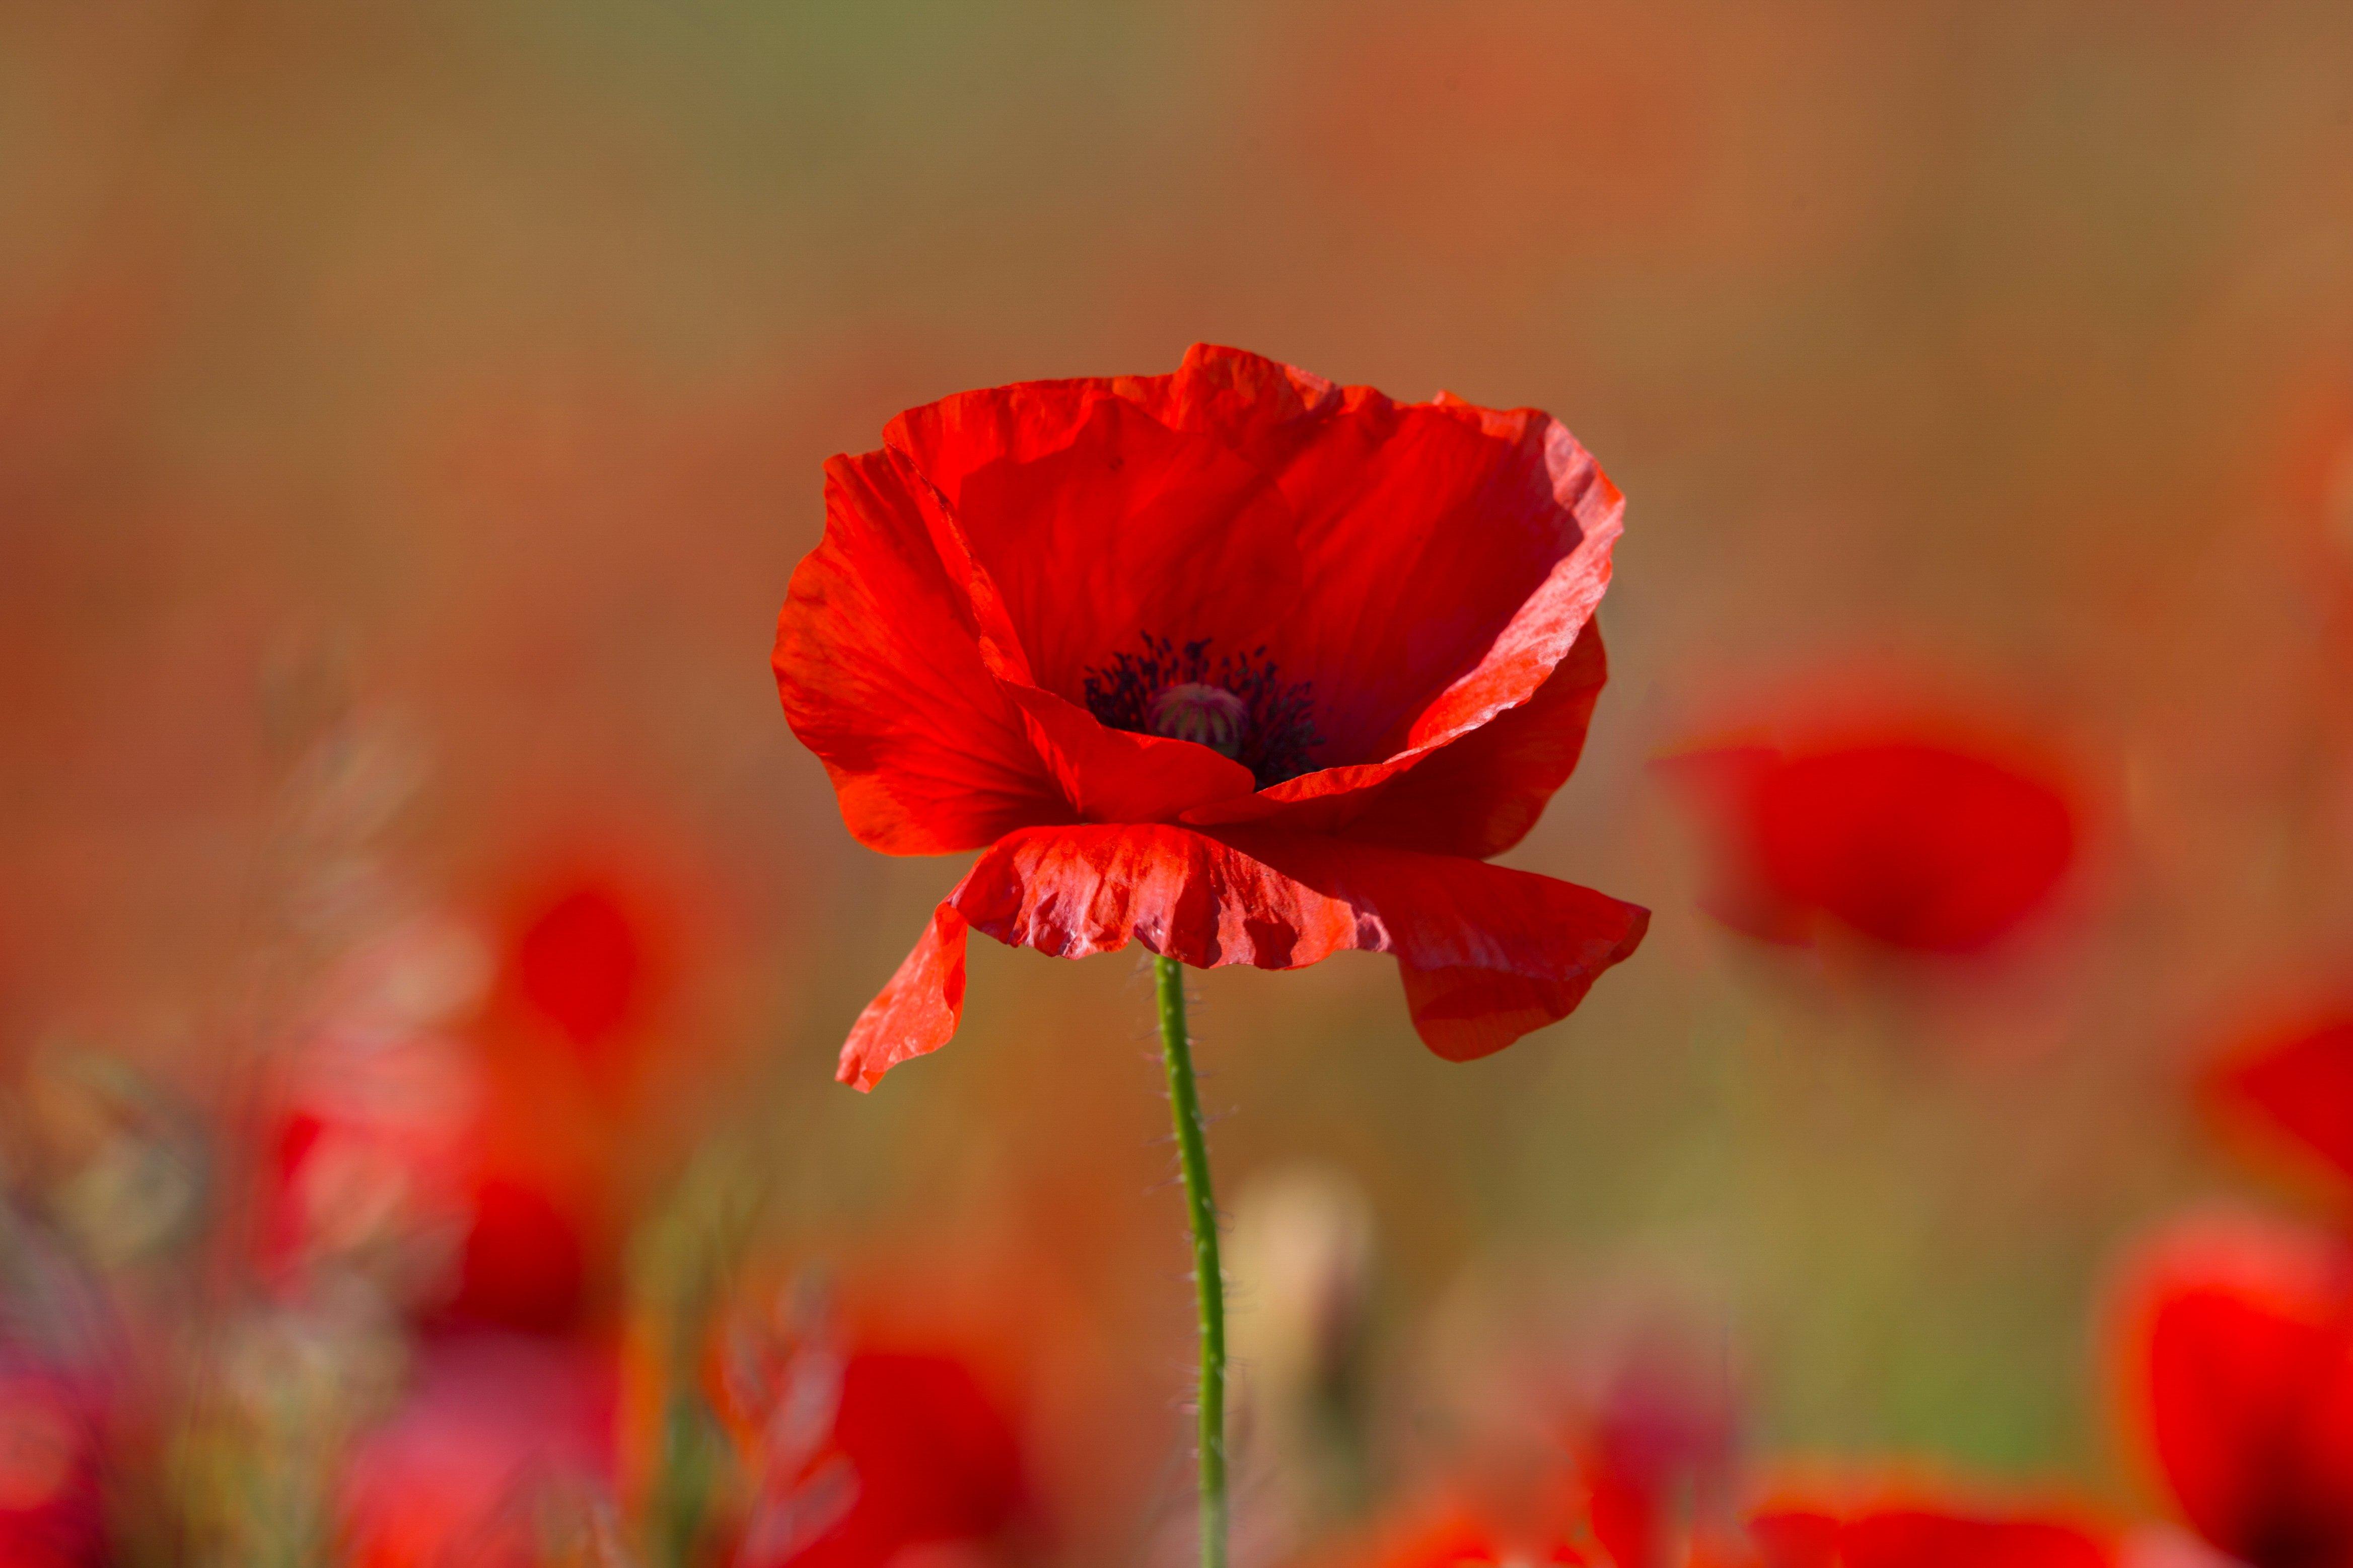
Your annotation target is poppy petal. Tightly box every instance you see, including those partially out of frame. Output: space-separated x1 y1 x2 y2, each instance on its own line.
2211 1016 2353 1188
838 825 1647 1087
883 345 1620 823
838 903 972 1091
2116 1215 2353 1565
887 364 1311 701
1751 740 2076 955
1179 620 1610 853
1262 387 1622 770
1750 1506 2114 1568
1335 619 1610 857
1398 962 1619 1064
997 681 1259 824
1837 1511 2112 1568
776 449 1071 854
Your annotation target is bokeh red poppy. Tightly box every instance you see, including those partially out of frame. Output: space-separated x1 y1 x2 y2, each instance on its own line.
2111 1215 2353 1568
0 1366 108 1568
708 1293 1029 1568
2208 1012 2353 1199
339 1333 618 1568
1746 1502 2113 1568
1665 730 2077 956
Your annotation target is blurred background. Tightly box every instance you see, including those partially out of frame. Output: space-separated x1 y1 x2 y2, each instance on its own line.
7 2 2353 1563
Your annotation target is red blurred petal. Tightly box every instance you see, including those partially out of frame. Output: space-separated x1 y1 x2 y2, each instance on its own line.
1654 744 1817 946
1751 740 2075 954
446 1176 589 1334
1588 1461 1669 1568
1837 1512 2111 1568
841 825 1646 1088
1334 1507 1590 1568
775 447 1071 854
1751 1507 2112 1568
1751 1510 1843 1568
818 1352 1024 1563
341 1336 614 1568
2213 1017 2353 1188
514 884 643 1047
2117 1216 2353 1566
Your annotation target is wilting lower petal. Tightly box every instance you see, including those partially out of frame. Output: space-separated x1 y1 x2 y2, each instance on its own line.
1399 961 1622 1063
839 825 1647 1088
839 904 972 1091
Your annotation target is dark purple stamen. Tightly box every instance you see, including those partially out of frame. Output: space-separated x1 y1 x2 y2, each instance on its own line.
1081 634 1322 788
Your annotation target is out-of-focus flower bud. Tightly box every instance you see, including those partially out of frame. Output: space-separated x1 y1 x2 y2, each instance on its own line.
1231 1163 1379 1539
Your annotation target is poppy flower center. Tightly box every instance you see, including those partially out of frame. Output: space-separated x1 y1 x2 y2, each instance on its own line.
1148 683 1249 757
1081 633 1321 789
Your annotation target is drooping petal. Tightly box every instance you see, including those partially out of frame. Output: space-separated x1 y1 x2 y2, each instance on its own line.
837 825 1647 1088
2115 1215 2353 1567
1398 961 1621 1064
775 449 1071 855
960 825 1644 985
838 903 972 1091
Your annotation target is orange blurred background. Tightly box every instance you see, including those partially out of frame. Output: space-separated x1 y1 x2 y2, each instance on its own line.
8 3 2353 1561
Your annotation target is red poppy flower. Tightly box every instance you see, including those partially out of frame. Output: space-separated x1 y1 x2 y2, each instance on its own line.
1664 732 2075 955
2113 1216 2353 1568
1343 1508 1591 1567
711 1318 1027 1568
341 1334 617 1568
0 1367 108 1568
1746 1504 2112 1568
515 881 649 1051
2209 1013 2353 1196
774 344 1647 1088
1579 1339 1741 1568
